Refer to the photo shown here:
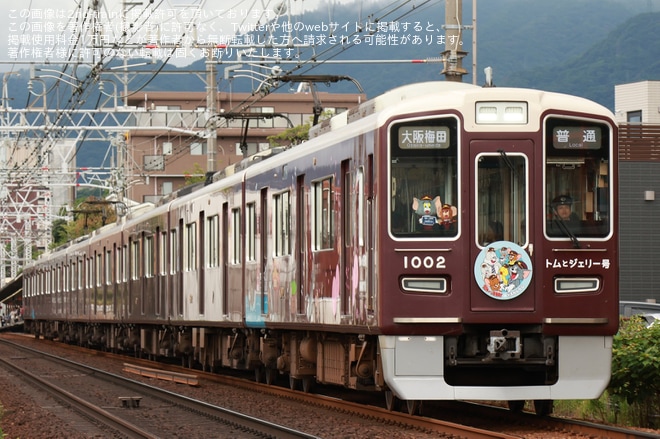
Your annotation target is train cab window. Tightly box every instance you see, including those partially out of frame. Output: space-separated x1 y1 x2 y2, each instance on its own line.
389 117 459 238
545 117 611 238
476 151 528 246
476 154 527 246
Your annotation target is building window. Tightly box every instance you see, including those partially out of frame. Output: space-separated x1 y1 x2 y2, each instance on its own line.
235 142 258 156
627 110 642 123
162 181 173 195
253 106 275 128
191 142 207 155
163 141 173 155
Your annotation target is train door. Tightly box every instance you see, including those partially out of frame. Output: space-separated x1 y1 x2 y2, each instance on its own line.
198 211 205 315
296 175 307 315
341 160 351 317
222 202 229 316
469 140 534 311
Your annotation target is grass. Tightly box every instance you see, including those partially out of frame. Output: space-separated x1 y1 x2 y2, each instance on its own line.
554 393 660 430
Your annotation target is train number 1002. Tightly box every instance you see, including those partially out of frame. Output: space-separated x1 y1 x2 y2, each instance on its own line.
403 255 446 269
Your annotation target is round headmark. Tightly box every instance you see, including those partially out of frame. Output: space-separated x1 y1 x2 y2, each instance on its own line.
474 241 533 300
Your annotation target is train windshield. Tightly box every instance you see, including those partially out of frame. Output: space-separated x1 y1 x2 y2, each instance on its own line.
545 117 611 238
476 153 527 246
389 116 459 238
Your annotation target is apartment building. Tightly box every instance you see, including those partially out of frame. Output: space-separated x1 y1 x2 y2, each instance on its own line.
125 88 365 203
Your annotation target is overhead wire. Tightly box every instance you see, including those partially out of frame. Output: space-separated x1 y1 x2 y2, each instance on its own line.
157 0 443 169
8 0 167 190
7 0 445 194
220 0 440 113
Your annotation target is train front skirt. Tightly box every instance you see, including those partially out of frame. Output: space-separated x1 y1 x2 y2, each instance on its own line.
378 334 612 401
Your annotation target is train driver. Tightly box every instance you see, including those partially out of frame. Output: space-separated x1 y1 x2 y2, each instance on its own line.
548 194 581 235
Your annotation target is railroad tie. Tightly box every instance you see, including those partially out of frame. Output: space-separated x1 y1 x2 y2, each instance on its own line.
118 396 142 408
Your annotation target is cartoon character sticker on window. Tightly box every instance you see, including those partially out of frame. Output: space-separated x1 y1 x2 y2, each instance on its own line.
412 196 457 233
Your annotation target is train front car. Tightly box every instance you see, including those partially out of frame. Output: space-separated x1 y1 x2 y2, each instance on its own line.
378 82 618 415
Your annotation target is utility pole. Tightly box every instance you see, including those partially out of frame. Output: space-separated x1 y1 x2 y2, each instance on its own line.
206 56 217 174
441 0 469 82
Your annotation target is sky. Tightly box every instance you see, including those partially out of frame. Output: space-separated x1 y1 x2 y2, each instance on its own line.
0 0 381 69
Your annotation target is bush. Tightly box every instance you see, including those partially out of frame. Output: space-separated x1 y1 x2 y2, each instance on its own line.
608 315 660 427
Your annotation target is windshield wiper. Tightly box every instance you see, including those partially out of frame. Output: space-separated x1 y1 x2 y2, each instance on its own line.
498 149 519 179
551 207 581 248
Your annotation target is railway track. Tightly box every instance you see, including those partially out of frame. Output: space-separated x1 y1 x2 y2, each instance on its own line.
0 338 318 439
2 333 658 439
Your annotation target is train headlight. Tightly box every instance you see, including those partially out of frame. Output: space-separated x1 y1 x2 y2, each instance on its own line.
476 102 528 124
401 277 447 294
554 277 600 294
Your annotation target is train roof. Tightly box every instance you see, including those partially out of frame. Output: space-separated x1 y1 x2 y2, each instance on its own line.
28 81 616 268
309 81 478 139
307 81 614 139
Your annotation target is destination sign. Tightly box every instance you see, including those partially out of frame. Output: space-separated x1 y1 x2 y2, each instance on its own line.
398 126 450 149
553 126 602 149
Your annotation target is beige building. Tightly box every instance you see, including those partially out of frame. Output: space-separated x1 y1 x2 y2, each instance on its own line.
125 89 365 203
616 79 660 304
614 80 660 124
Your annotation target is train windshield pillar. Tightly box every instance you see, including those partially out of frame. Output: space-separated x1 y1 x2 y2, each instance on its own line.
545 117 612 239
389 117 459 238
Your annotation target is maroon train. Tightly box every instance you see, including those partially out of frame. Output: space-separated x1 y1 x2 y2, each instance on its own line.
23 81 618 415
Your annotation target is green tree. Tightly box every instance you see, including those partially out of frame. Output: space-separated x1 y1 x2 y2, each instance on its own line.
267 122 311 147
59 196 117 244
184 163 207 186
267 110 335 148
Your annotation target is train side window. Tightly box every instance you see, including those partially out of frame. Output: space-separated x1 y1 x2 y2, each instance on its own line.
105 249 112 286
145 236 154 278
160 231 168 275
274 190 291 256
231 208 241 264
246 203 256 262
115 247 121 284
185 222 197 271
122 245 128 282
312 177 334 250
206 215 220 267
388 116 458 238
545 117 611 238
130 240 139 280
96 252 102 288
170 230 178 275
